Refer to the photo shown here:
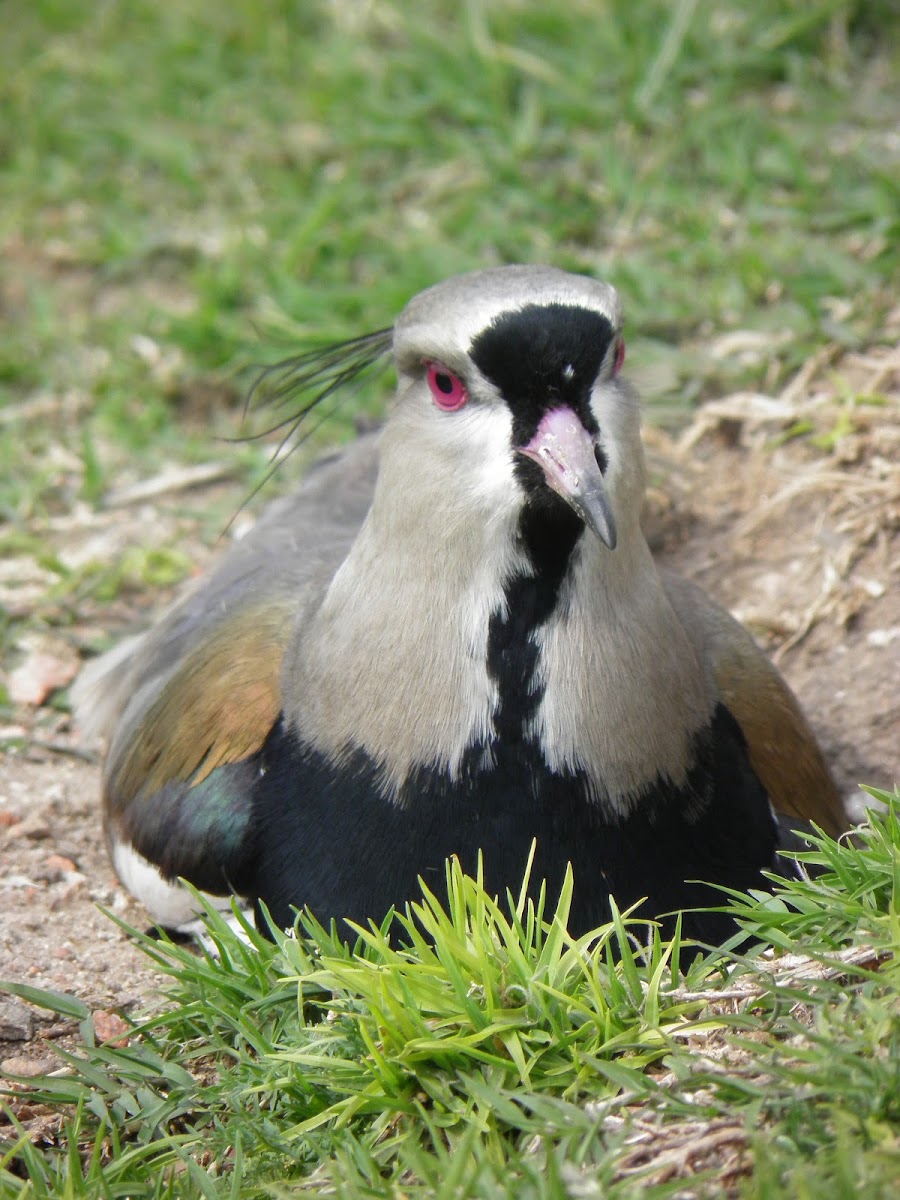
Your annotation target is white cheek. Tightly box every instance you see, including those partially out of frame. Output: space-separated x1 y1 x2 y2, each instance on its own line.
452 404 519 510
398 387 521 515
589 380 643 494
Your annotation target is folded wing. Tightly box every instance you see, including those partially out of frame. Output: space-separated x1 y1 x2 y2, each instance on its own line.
74 436 380 918
661 570 845 839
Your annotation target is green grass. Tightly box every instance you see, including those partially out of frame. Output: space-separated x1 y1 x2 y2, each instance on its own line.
2 789 898 1197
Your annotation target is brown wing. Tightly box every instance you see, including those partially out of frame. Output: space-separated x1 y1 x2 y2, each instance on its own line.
90 602 291 901
103 602 289 816
661 570 846 838
69 434 380 906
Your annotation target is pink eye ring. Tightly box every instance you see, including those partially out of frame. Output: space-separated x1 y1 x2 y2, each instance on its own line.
613 338 626 376
426 361 468 411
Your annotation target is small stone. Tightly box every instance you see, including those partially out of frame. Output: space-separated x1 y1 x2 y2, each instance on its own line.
4 874 39 889
52 845 82 867
92 1010 130 1047
46 853 78 874
35 853 82 884
0 999 34 1041
0 811 20 827
8 632 79 706
1 1055 57 1078
4 814 51 842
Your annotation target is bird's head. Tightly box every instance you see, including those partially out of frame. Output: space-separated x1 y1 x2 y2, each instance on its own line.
250 266 643 556
388 265 642 551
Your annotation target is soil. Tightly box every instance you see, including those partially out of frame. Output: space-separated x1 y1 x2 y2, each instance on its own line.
1 340 898 1092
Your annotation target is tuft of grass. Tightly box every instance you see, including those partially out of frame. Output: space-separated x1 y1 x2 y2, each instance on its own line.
2 789 898 1196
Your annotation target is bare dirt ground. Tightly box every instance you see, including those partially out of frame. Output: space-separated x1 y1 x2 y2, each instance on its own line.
2 338 898 1094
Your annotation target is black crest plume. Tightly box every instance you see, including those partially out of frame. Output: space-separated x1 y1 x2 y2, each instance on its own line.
236 327 393 502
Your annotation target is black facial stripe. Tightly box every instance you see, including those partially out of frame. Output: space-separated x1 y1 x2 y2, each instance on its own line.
468 303 615 445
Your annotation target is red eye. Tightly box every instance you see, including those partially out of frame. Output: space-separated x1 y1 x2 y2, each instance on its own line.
426 362 468 411
613 338 626 376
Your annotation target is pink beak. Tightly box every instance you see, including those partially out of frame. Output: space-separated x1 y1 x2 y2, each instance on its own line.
518 407 617 549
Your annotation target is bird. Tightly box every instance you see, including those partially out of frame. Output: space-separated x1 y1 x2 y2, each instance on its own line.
75 265 846 944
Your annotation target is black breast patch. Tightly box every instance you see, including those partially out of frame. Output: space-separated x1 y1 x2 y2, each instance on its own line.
247 703 777 945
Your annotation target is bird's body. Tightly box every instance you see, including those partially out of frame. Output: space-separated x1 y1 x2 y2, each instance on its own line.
77 266 845 942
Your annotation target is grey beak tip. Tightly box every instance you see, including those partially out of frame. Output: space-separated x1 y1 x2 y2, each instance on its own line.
595 517 617 551
577 489 617 551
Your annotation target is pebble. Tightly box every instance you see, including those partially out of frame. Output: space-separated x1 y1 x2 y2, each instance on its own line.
46 853 78 874
92 1010 130 1047
4 814 51 842
0 998 34 1041
3 874 38 889
1 1055 57 1078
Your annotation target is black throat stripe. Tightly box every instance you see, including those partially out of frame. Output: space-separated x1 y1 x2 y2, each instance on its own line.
487 503 582 743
